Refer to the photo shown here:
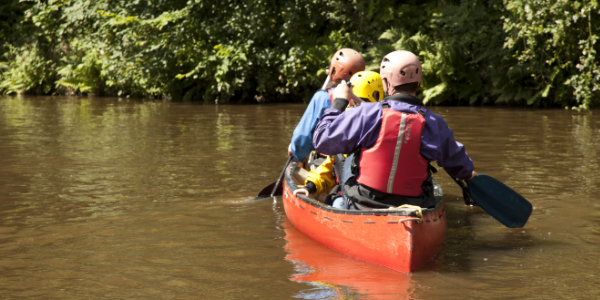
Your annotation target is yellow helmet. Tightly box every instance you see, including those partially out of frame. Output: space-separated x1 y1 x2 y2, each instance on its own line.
349 71 384 103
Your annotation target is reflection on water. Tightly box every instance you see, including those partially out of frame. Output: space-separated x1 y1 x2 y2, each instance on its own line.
283 219 415 299
0 96 600 299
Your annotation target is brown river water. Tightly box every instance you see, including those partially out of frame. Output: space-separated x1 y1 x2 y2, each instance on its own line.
0 96 599 299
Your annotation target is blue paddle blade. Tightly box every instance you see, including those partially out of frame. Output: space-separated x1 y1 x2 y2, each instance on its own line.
467 174 532 228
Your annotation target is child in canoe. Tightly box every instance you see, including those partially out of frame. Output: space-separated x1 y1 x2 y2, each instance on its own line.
293 71 384 203
288 49 365 169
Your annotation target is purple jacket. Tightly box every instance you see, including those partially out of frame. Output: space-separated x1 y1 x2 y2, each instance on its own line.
313 94 474 180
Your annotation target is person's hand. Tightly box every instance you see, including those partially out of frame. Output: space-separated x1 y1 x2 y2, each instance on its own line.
469 170 478 180
333 80 354 100
457 171 478 182
293 188 309 197
288 144 292 157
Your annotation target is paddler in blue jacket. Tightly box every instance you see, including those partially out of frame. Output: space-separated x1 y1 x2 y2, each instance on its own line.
293 71 385 200
288 49 365 168
313 50 477 209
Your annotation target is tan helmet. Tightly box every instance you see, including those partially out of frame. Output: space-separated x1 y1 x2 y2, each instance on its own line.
379 50 422 94
328 48 366 81
350 71 384 103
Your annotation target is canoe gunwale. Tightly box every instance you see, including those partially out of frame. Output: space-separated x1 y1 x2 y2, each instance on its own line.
285 159 443 217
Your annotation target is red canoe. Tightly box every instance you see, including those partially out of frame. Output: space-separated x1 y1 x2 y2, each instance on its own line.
282 159 446 273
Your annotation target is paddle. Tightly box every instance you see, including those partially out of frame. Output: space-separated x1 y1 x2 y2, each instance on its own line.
321 75 331 89
448 171 532 228
255 156 293 199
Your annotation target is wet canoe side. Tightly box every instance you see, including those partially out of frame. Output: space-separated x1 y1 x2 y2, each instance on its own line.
282 160 446 273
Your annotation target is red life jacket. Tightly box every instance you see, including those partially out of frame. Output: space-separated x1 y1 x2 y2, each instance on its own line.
356 105 429 196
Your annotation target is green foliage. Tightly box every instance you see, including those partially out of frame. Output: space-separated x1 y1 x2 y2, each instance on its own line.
56 40 102 94
0 44 55 94
0 0 598 108
428 0 517 105
503 0 600 109
0 0 33 48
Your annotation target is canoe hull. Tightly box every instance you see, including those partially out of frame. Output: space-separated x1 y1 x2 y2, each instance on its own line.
282 161 446 273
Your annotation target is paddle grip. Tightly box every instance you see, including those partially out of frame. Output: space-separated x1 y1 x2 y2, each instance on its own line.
446 170 475 206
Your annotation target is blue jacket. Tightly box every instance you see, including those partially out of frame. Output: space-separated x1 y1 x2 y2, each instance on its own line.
290 90 331 161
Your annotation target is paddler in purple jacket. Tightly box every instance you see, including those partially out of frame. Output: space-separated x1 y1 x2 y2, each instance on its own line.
288 49 365 169
313 50 477 210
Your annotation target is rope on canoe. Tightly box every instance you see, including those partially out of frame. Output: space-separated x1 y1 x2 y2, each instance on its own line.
390 204 423 223
398 218 422 223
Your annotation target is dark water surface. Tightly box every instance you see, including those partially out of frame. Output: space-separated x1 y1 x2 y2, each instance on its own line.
0 96 599 299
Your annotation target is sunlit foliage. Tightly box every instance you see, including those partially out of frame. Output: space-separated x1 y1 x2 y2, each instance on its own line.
503 0 599 109
0 0 598 108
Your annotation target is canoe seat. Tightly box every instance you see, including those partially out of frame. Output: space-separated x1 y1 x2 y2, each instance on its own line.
293 167 309 186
